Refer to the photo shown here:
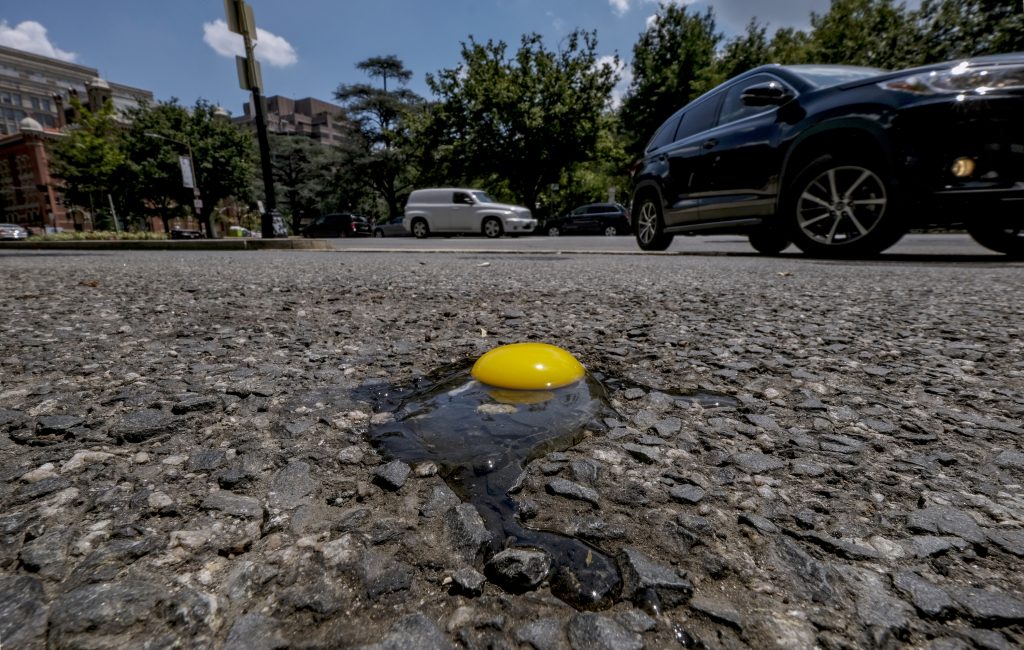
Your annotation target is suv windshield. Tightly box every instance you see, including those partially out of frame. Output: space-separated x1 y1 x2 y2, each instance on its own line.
786 65 887 88
471 191 494 203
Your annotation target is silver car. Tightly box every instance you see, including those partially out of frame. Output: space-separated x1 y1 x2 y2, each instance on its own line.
403 188 537 238
373 216 410 237
0 223 29 240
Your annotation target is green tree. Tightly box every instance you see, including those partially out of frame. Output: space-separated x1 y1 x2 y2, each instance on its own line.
335 56 423 218
123 100 256 236
807 0 918 69
49 97 126 226
768 27 813 64
425 30 619 214
269 133 338 230
914 0 1024 63
620 3 721 155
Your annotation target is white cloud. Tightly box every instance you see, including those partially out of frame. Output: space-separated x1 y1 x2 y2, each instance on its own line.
596 55 631 109
609 0 630 16
0 20 76 62
202 19 297 68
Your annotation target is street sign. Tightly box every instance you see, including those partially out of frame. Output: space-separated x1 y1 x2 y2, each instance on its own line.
179 156 195 189
193 198 204 210
224 0 257 40
235 55 263 91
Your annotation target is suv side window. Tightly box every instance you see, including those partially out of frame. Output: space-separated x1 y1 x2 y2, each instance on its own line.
646 112 683 152
586 206 607 215
718 74 786 125
453 192 473 205
674 94 722 142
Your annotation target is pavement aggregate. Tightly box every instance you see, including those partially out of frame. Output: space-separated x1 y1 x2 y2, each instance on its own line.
0 249 1023 648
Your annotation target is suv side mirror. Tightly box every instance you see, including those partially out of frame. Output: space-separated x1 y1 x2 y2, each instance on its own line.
740 81 794 107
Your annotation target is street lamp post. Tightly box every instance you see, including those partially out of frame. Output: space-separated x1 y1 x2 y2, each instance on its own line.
145 132 208 238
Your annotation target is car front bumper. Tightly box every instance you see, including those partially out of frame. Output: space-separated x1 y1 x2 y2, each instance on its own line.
502 217 537 233
893 93 1024 224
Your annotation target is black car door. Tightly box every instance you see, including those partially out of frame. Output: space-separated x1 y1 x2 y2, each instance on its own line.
699 74 791 221
661 94 723 226
563 207 585 234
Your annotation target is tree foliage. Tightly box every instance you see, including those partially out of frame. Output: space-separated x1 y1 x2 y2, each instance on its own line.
807 0 918 69
915 0 1024 63
620 4 720 155
335 56 423 218
424 30 619 213
121 100 256 235
48 97 126 223
269 133 339 230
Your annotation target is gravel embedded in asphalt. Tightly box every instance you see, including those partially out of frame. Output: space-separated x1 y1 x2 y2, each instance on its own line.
1 249 1023 648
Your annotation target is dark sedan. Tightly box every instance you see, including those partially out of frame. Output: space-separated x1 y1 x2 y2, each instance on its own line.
302 213 371 238
631 53 1024 257
545 203 631 236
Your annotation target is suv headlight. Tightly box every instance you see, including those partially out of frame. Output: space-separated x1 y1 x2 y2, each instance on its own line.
879 61 1024 95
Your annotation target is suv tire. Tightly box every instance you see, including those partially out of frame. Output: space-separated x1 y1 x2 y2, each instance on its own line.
967 221 1024 258
785 154 904 257
748 228 790 255
634 194 674 251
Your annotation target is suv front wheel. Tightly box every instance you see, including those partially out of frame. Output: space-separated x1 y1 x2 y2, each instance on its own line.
634 194 674 251
785 154 904 257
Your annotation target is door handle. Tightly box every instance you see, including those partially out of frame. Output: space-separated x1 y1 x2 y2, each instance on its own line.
702 139 718 150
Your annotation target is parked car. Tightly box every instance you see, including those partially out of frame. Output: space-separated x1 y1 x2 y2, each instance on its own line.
545 203 631 236
0 223 29 240
170 228 204 240
302 212 371 238
373 216 411 237
630 53 1024 257
227 225 260 238
403 188 537 238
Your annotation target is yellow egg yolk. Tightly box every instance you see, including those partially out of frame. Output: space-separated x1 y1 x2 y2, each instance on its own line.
471 342 585 390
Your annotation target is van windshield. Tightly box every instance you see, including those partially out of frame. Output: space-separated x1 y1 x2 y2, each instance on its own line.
471 191 494 203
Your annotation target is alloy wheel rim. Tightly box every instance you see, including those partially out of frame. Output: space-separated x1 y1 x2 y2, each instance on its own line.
548 227 559 237
604 227 617 236
637 202 658 244
796 166 887 246
484 221 500 237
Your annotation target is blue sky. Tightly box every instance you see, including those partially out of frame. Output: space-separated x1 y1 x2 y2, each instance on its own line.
1 1 913 114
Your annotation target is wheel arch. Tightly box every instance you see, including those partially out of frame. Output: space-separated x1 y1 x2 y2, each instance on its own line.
777 122 895 212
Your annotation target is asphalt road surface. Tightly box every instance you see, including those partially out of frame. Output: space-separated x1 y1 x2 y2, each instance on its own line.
333 232 1006 260
1 241 1022 648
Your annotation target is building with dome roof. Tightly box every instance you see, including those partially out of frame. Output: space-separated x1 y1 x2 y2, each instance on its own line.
0 43 155 230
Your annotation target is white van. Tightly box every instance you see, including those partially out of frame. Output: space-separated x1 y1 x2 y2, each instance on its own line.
403 188 537 238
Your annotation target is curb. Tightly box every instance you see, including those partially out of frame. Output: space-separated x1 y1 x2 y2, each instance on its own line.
0 239 332 251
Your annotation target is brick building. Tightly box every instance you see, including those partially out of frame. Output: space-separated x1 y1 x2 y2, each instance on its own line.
234 96 345 146
0 44 154 230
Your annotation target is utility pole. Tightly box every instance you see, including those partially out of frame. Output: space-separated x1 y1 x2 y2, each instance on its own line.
225 0 280 238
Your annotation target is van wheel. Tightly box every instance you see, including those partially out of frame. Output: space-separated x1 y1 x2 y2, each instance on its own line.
411 219 430 239
483 217 503 238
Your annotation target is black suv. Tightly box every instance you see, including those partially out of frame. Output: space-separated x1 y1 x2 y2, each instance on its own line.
545 203 631 236
631 54 1024 257
302 213 371 238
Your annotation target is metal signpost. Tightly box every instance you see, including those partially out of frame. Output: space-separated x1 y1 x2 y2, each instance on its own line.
225 0 281 238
